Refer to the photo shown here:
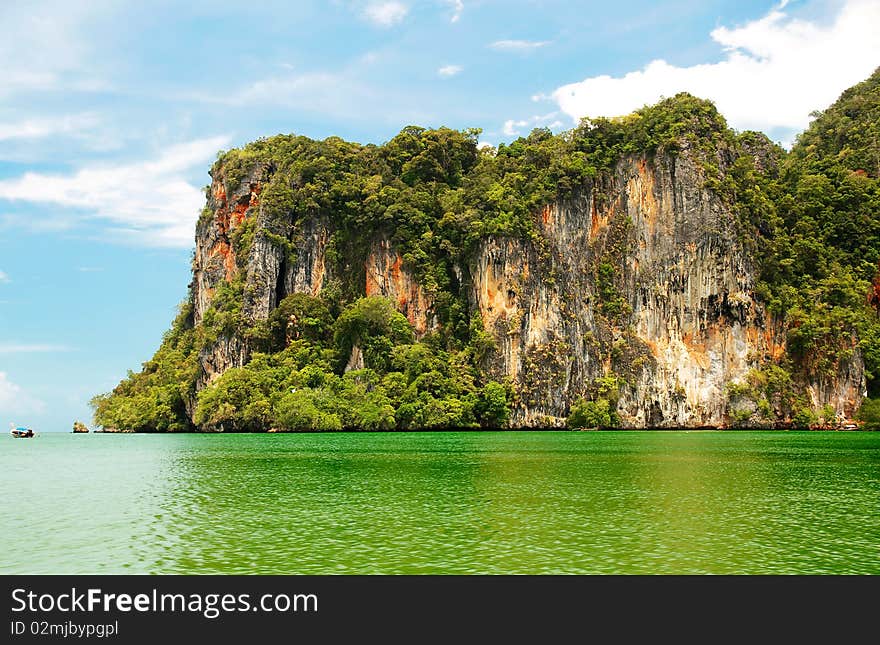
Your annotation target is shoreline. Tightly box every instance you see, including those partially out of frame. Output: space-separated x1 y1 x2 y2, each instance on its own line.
87 425 873 434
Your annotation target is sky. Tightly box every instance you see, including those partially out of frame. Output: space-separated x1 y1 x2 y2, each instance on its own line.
1 0 878 431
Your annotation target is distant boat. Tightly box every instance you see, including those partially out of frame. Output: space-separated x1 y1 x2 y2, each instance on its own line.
9 423 34 438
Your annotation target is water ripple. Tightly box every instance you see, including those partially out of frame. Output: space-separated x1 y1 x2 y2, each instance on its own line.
1 431 878 574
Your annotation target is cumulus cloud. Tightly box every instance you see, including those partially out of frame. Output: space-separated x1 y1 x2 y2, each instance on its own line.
363 1 409 27
438 64 463 77
489 40 551 52
502 119 528 136
0 372 45 416
551 0 880 138
0 136 229 248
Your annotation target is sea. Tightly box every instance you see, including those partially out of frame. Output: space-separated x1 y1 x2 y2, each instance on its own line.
2 430 878 574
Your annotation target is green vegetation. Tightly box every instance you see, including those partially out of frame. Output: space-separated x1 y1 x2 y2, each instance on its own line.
702 68 880 426
567 376 622 429
90 303 199 432
94 293 512 431
746 70 880 396
93 68 880 431
568 399 617 429
858 398 880 430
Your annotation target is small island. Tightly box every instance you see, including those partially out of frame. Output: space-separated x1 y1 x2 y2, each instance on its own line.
91 70 880 433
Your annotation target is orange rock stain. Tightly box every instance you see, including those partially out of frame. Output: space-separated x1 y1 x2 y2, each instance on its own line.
209 239 237 281
207 180 262 282
365 248 431 334
590 198 608 239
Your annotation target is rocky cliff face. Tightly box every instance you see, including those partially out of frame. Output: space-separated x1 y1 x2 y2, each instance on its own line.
192 163 333 392
188 149 865 428
366 237 435 337
192 164 264 325
465 152 866 427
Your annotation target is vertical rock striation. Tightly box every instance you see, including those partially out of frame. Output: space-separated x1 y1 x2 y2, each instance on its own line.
466 152 864 426
366 237 435 337
192 163 265 324
188 150 865 427
191 163 333 392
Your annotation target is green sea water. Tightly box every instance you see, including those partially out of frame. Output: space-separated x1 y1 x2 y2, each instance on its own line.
1 431 878 574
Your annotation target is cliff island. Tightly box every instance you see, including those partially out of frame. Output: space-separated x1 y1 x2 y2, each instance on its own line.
92 70 880 431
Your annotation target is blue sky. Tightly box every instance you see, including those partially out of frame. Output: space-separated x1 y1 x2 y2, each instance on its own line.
1 0 878 431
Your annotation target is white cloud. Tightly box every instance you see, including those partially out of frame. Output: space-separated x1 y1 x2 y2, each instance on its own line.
503 119 528 136
0 372 44 416
222 72 388 118
0 212 77 233
363 1 409 27
222 72 343 104
0 270 8 283
502 112 562 137
489 40 551 52
198 69 432 124
0 344 72 353
0 113 100 142
0 1 114 97
448 0 464 23
551 0 880 138
0 116 123 164
211 72 373 115
0 136 229 248
359 51 382 65
438 64 463 77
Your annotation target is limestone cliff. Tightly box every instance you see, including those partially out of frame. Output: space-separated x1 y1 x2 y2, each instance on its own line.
187 146 864 428
191 162 333 393
466 152 864 426
365 238 435 337
94 83 880 432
